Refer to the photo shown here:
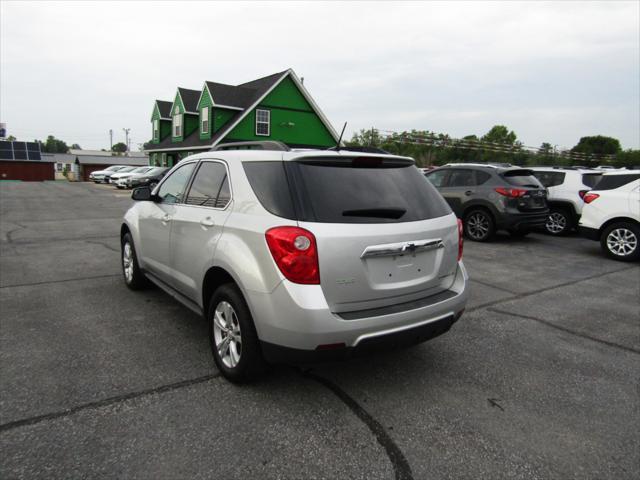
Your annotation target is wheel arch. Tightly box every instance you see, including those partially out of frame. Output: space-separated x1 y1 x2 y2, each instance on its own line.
599 217 640 236
462 201 498 222
202 266 243 318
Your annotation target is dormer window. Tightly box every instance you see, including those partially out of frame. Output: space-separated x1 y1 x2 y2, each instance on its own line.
173 106 182 137
153 119 159 140
201 106 209 134
256 109 270 136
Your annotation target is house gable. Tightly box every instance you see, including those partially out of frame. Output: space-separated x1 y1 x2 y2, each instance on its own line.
225 74 336 147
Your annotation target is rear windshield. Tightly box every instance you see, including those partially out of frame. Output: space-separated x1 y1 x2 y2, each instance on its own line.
244 159 451 223
581 173 602 188
594 174 640 190
501 169 543 187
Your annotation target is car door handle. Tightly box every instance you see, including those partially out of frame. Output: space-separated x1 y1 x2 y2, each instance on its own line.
465 190 474 196
200 217 215 227
161 214 171 223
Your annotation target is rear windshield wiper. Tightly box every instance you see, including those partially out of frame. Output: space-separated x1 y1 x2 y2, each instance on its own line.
342 208 406 219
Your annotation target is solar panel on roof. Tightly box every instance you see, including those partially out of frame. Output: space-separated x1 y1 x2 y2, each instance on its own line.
0 141 42 161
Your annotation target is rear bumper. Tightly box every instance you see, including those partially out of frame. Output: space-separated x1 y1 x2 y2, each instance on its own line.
578 226 600 241
246 261 469 359
261 312 460 364
497 211 549 231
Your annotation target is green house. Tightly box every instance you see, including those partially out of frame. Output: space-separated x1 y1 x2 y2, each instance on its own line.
145 69 340 167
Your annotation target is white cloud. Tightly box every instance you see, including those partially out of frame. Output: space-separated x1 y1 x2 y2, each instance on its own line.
1 1 638 149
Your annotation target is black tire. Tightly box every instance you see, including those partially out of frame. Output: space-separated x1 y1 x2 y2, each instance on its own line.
545 208 572 235
600 222 640 262
208 283 266 383
464 209 495 242
121 232 149 290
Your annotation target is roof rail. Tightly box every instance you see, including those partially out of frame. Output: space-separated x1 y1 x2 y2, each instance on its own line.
211 141 290 152
443 162 513 168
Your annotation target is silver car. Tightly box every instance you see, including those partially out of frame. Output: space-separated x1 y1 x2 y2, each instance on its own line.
121 145 469 382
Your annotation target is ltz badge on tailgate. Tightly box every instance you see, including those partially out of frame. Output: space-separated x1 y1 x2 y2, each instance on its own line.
336 277 356 285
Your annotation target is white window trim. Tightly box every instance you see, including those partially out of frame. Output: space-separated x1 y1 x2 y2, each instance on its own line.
153 119 159 140
201 106 209 134
173 112 183 137
255 109 270 136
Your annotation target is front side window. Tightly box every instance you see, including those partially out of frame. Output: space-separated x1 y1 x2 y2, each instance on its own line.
185 162 230 208
425 169 449 188
448 169 475 187
157 162 196 204
201 106 209 134
255 109 270 136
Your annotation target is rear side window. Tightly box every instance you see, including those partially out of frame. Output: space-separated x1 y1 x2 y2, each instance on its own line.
185 162 229 208
291 159 451 223
594 174 640 190
243 162 296 219
476 170 492 185
501 169 543 187
532 171 565 187
581 173 601 188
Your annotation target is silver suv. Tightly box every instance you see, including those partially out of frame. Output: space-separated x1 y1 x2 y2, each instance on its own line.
121 144 469 382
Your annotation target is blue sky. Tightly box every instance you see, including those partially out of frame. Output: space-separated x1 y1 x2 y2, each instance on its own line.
1 1 638 150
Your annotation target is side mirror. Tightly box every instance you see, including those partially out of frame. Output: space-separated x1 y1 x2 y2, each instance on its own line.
131 186 153 201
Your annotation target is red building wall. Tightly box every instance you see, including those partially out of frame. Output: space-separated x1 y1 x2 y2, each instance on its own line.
0 161 55 181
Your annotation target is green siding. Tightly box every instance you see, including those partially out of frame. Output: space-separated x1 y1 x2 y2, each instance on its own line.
160 120 171 140
213 108 236 133
198 87 213 140
260 76 313 110
226 107 335 147
171 92 185 142
184 114 198 137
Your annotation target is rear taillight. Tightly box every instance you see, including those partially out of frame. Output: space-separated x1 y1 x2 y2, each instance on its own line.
582 192 600 204
265 226 320 284
578 190 589 199
457 218 464 262
494 187 527 198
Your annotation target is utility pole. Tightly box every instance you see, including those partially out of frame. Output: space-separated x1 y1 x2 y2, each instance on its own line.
123 128 130 153
109 129 113 151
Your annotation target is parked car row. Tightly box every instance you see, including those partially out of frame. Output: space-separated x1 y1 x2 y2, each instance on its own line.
89 165 169 189
424 164 640 261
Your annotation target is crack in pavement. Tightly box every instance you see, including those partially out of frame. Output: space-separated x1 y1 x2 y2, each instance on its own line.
489 308 640 355
467 265 637 313
0 374 220 434
1 234 121 247
0 273 121 289
301 369 414 480
85 239 120 253
469 277 518 295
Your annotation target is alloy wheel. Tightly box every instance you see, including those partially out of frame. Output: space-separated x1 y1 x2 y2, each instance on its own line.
213 301 242 368
467 213 490 240
122 242 134 283
606 228 637 257
546 212 567 234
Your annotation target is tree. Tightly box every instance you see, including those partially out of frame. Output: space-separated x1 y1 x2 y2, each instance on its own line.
70 143 81 150
6 135 16 141
481 125 517 145
347 128 382 148
571 135 621 156
112 142 128 153
36 135 69 153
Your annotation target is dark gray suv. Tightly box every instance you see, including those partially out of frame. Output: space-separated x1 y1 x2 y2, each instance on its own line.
425 164 548 241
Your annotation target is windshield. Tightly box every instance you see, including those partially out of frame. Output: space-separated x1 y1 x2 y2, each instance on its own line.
117 167 136 173
132 167 152 173
106 166 122 171
501 169 543 188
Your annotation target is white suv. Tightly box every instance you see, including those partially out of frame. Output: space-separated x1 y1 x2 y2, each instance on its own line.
121 143 469 382
579 170 640 261
530 167 602 235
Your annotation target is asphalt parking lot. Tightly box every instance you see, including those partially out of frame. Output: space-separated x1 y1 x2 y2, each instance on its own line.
1 181 638 479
